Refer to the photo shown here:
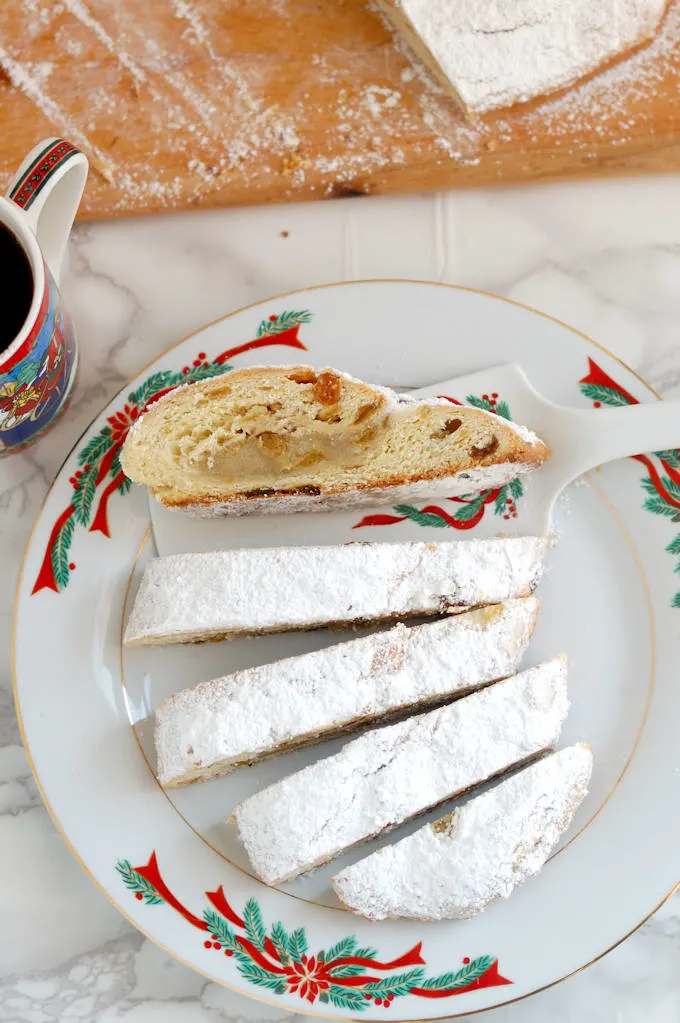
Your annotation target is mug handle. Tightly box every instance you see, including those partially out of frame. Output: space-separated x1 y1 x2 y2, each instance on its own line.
6 137 88 285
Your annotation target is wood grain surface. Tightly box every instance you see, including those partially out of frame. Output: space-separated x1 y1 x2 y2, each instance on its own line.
0 0 678 221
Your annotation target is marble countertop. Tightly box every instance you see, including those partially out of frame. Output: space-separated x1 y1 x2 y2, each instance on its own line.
2 178 680 1023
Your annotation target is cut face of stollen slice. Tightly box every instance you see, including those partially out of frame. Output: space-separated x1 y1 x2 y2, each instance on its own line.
120 365 548 515
124 535 552 647
154 597 540 787
332 744 593 921
232 657 569 885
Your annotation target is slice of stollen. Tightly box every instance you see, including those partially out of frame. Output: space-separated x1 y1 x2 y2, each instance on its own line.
124 535 550 647
120 365 547 515
232 657 568 885
376 0 667 117
332 744 593 921
155 598 539 787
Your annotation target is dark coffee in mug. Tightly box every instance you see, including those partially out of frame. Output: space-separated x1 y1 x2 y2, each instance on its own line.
0 221 34 352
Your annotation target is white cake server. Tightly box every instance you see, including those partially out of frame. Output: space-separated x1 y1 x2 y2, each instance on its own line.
422 363 679 536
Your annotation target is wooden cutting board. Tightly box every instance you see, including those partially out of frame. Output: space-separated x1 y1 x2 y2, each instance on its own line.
0 0 679 221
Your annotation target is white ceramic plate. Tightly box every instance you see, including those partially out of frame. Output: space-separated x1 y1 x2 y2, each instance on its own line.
14 281 680 1019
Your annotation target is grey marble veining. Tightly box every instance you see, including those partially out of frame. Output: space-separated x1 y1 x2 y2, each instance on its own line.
2 180 680 1022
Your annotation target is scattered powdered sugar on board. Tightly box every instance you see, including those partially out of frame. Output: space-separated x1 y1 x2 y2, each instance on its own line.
498 1 680 142
0 0 677 217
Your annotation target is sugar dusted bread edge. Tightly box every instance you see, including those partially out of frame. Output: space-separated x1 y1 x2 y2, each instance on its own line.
123 535 552 647
154 597 539 787
332 744 593 921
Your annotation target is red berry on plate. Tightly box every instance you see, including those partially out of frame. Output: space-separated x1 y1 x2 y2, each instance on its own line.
213 943 221 950
492 392 498 399
135 892 143 901
198 352 206 359
594 401 601 408
69 563 76 571
269 314 277 321
204 940 212 948
463 957 470 964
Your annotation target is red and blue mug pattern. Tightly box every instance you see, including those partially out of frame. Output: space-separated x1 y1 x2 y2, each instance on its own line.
0 138 87 455
0 261 77 453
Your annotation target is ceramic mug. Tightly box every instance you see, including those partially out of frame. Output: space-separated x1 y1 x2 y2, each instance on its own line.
0 138 88 456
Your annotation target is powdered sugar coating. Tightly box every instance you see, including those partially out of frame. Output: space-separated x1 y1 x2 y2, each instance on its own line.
396 0 667 114
182 463 535 518
154 597 539 786
332 744 592 920
123 536 550 646
234 658 568 884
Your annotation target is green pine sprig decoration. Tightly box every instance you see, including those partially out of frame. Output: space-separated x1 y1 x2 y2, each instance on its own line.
643 495 680 520
128 370 179 410
365 969 426 997
203 910 240 955
655 449 680 467
665 535 680 556
239 962 287 994
328 985 368 1010
270 921 291 964
494 488 509 515
243 898 267 951
392 504 449 528
78 427 113 467
115 860 164 905
495 398 511 420
464 394 492 412
324 935 358 961
72 466 98 526
256 310 312 338
354 945 378 960
452 495 486 521
51 514 76 591
579 382 630 407
288 927 308 964
420 955 494 990
328 964 368 979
